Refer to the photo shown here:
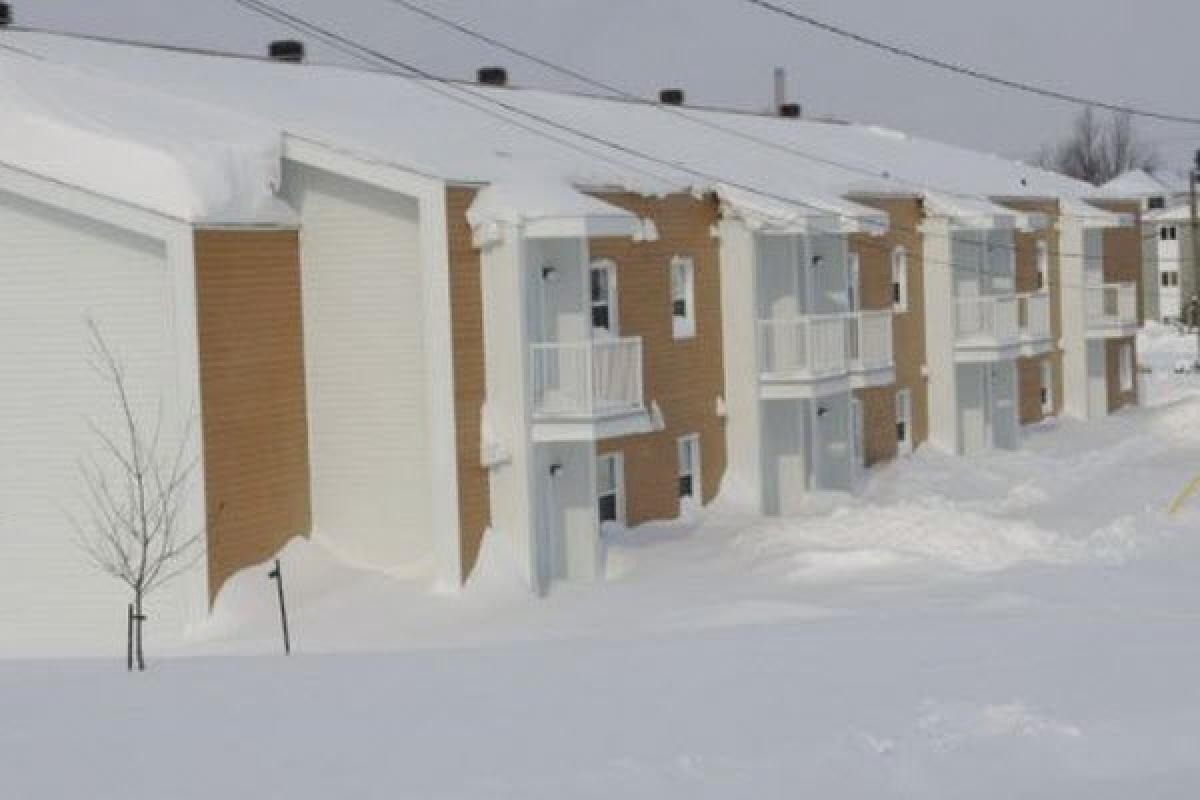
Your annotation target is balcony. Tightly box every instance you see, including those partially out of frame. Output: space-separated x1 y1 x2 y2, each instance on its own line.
758 311 894 397
1086 282 1138 338
954 294 1020 362
530 336 652 441
1017 291 1053 356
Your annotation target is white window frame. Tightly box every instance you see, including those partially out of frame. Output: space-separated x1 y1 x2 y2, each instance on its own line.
895 388 913 455
670 255 696 339
596 452 625 526
677 433 701 503
1119 343 1134 392
1040 360 1055 414
1036 240 1049 292
847 250 861 311
590 259 619 336
891 246 908 313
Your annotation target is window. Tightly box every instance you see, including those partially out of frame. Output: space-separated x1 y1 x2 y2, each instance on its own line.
891 246 908 312
677 434 701 502
590 260 617 334
1163 270 1180 288
670 256 696 339
847 251 861 311
596 453 624 525
1148 196 1166 211
1161 226 1178 242
895 388 913 455
1120 343 1134 392
1040 360 1054 414
1036 240 1049 291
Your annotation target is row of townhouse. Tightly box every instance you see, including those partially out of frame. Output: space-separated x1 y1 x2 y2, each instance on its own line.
0 31 1144 647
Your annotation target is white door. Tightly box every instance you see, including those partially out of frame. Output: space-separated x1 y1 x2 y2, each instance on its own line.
960 365 989 455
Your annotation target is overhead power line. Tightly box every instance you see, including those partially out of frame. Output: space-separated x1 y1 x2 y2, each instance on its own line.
742 0 1200 126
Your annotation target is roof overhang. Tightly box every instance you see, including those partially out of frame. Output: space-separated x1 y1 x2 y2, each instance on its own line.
717 184 889 236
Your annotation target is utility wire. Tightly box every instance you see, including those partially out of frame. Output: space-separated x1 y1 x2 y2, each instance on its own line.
743 0 1200 126
0 12 1162 283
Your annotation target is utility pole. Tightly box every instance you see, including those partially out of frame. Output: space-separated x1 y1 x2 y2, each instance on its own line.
1191 149 1200 366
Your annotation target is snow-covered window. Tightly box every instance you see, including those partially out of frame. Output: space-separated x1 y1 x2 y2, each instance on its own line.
590 260 618 334
1040 360 1054 414
1120 343 1134 392
895 388 913 454
677 434 701 501
596 453 624 524
891 246 908 313
670 256 696 339
1036 240 1049 291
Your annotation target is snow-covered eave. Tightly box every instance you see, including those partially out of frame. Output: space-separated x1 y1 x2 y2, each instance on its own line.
922 190 1046 232
1063 198 1133 229
717 184 889 236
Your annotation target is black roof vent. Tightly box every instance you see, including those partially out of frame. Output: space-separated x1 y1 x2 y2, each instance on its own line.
477 67 508 86
659 88 685 106
0 4 13 26
268 40 305 63
779 103 801 119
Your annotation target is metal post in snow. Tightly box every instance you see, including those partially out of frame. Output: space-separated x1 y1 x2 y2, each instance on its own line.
268 558 291 655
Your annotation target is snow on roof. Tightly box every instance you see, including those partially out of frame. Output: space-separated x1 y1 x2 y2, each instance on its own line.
3 31 1105 229
1145 204 1196 223
0 47 291 225
1094 170 1169 199
466 175 647 246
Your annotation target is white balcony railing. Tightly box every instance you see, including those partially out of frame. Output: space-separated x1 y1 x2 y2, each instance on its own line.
531 337 644 419
846 310 894 371
1018 291 1051 340
955 294 1019 345
758 315 847 378
759 311 893 379
1086 282 1138 328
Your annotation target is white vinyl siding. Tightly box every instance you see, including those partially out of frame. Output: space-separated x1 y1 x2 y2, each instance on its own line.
0 191 195 648
283 164 432 568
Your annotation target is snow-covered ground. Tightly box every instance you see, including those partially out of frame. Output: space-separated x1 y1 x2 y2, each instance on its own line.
6 325 1200 798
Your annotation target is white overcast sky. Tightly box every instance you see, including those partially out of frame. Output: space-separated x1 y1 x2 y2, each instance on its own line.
17 0 1200 172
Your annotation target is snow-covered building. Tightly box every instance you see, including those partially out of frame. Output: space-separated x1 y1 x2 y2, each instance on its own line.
1143 205 1196 323
0 30 1145 645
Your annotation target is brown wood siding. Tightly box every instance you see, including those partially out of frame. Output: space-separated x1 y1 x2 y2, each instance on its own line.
855 386 898 467
850 196 928 455
193 229 311 601
1017 355 1045 425
1000 198 1066 418
1091 199 1145 323
445 188 491 581
1107 336 1138 412
592 193 727 526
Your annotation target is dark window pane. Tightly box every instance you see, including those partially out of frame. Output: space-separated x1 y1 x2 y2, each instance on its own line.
673 299 687 318
678 474 694 499
592 306 610 330
892 283 901 304
896 422 906 442
590 268 607 303
598 493 617 523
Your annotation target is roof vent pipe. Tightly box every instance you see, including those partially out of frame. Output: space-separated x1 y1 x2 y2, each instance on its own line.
659 88 685 106
268 40 305 63
0 4 12 26
477 67 508 86
779 103 801 119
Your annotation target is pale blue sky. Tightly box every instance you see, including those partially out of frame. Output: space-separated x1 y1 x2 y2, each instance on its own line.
18 0 1200 171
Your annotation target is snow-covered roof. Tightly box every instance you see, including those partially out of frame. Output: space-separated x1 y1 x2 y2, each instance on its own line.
0 47 292 225
1145 204 1196 223
466 176 650 246
1093 170 1170 200
2 30 1113 230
